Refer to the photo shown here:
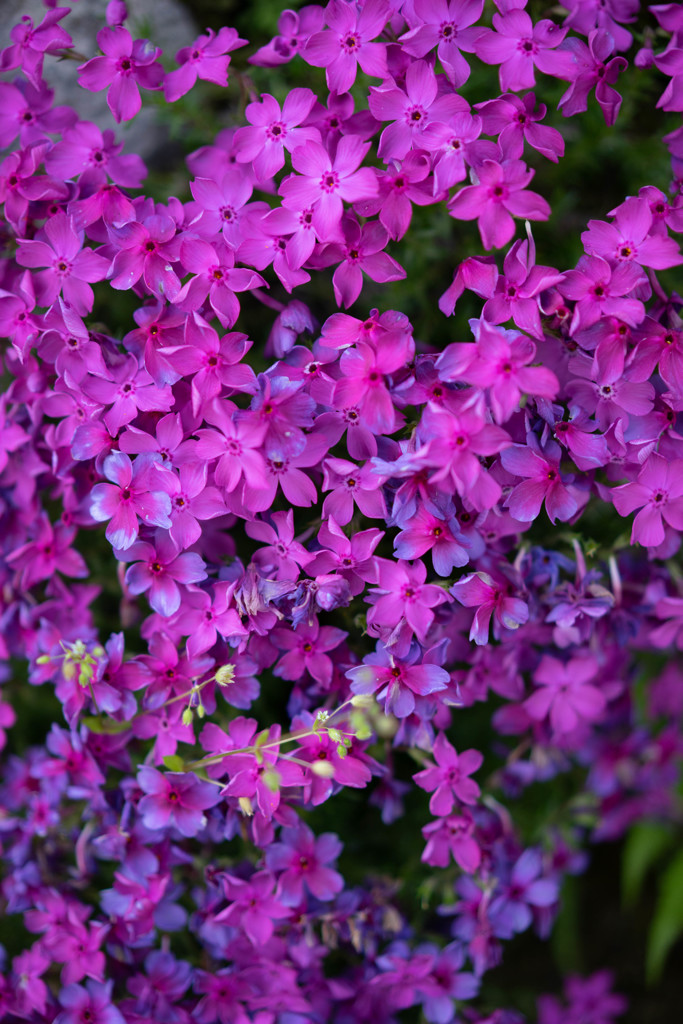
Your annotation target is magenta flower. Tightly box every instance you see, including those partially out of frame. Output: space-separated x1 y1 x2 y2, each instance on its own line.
368 59 467 161
367 558 451 649
315 215 406 308
451 571 529 645
54 980 125 1024
89 452 173 550
272 618 347 687
7 514 88 590
121 534 207 616
266 823 344 905
502 441 579 524
332 339 408 434
250 5 325 66
137 767 221 836
475 10 571 92
302 0 390 92
16 212 109 315
394 499 471 576
189 168 256 247
612 453 683 547
164 27 246 102
355 151 435 239
476 91 564 162
414 734 483 815
107 211 182 300
524 655 606 735
348 645 450 718
193 401 268 495
45 120 147 188
400 0 485 87
582 196 683 270
215 871 290 944
0 6 72 87
449 158 550 250
560 254 645 333
247 508 314 580
77 26 163 123
558 30 628 125
421 812 481 871
233 88 319 181
482 237 565 339
455 320 559 423
280 135 378 241
307 516 384 594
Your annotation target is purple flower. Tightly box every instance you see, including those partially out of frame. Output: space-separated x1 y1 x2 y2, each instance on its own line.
612 453 683 547
89 451 173 550
164 27 246 102
449 159 550 251
524 654 606 735
422 812 481 871
280 134 378 241
266 822 344 904
489 848 558 937
475 10 572 92
414 733 483 814
451 571 528 645
582 196 683 270
121 533 207 616
77 27 163 123
54 980 125 1024
347 644 450 718
302 0 390 93
137 767 221 836
558 30 628 125
215 871 290 944
233 88 319 181
502 440 579 524
16 212 109 314
400 0 485 87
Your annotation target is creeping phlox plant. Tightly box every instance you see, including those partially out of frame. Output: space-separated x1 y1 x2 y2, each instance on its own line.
2 0 683 1020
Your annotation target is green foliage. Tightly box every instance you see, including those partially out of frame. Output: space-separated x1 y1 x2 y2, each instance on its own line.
646 846 683 983
622 822 675 909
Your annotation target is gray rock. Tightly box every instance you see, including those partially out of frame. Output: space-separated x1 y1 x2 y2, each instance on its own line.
1 0 198 160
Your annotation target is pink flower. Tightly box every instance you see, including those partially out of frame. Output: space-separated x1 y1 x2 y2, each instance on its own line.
448 158 550 250
612 453 683 547
272 618 347 687
78 27 163 123
414 733 483 814
421 812 481 871
367 558 451 650
523 655 606 735
137 767 221 836
475 91 564 162
501 440 579 524
368 59 467 161
16 212 109 314
313 215 406 308
107 211 182 300
559 254 645 333
475 10 571 92
280 135 378 241
121 534 207 616
164 27 246 102
89 451 173 550
234 88 320 181
400 0 485 87
332 338 409 434
322 456 388 525
265 823 344 904
558 29 628 125
302 0 390 92
582 196 683 270
451 571 528 645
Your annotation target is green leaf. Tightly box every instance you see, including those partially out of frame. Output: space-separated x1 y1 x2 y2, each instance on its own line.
647 846 683 983
81 716 131 735
622 821 674 908
162 755 186 772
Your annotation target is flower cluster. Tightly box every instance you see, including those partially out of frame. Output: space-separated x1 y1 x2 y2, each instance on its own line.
1 0 682 1019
